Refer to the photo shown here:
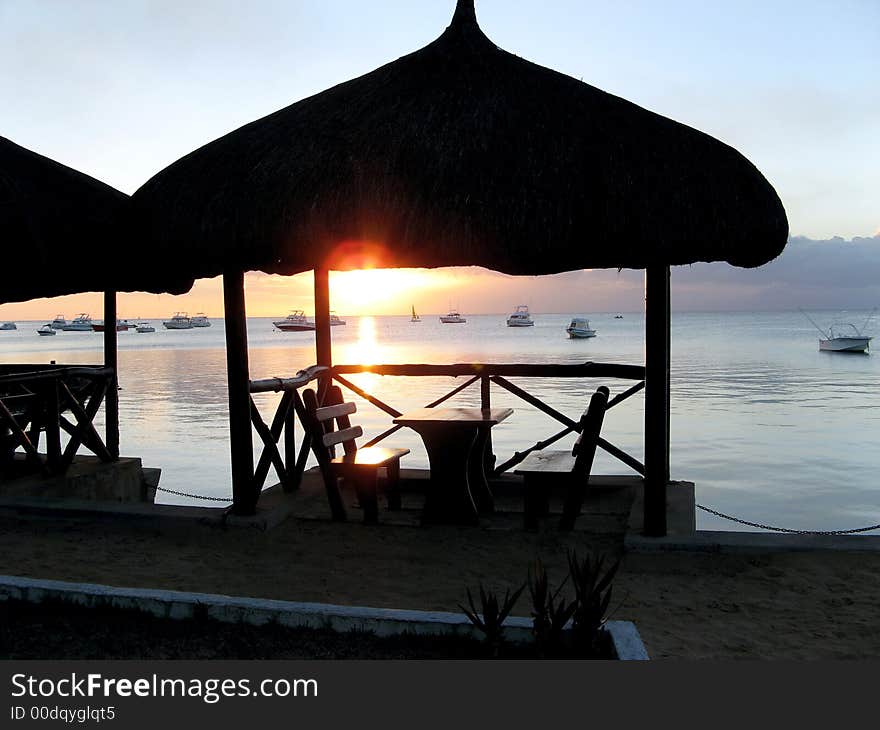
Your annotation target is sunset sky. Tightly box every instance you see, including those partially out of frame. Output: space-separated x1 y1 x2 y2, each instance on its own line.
1 1 877 319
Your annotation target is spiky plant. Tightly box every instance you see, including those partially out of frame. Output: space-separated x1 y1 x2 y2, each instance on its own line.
528 558 578 656
567 549 621 656
459 583 525 657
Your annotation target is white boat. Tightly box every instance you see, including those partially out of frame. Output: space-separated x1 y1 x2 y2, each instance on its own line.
1 322 17 331
163 312 193 330
191 313 211 327
803 309 874 353
61 314 93 331
50 314 67 329
136 322 156 333
506 305 534 327
329 312 346 326
440 310 466 323
566 317 597 339
411 305 421 322
37 324 56 336
273 310 315 332
819 324 872 353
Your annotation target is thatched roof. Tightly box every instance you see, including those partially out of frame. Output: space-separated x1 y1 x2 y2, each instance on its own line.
0 136 192 305
131 0 788 278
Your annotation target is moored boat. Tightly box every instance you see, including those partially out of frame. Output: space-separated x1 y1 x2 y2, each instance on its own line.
819 324 872 353
803 309 874 354
37 324 56 336
506 305 534 327
273 310 315 332
136 322 156 333
0 322 16 331
51 314 67 329
439 310 466 323
163 312 193 329
329 312 346 326
565 317 597 338
191 313 211 327
411 305 421 322
62 314 93 331
92 319 132 332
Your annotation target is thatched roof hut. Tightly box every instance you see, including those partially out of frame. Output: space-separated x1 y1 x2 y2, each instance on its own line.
131 0 787 277
128 0 789 528
1 135 192 305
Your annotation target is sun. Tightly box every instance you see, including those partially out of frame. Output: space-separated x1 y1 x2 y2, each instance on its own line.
330 269 438 315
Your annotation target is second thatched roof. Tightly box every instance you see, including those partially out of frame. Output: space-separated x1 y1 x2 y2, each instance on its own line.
130 0 788 279
1 136 193 305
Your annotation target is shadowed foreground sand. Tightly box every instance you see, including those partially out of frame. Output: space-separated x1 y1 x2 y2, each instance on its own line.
0 513 878 659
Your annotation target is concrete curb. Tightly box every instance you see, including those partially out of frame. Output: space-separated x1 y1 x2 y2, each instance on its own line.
626 529 880 554
0 574 647 660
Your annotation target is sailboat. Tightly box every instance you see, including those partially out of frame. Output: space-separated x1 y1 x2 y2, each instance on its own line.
411 305 421 322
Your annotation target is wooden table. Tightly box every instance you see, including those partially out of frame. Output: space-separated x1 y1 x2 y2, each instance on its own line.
393 407 513 525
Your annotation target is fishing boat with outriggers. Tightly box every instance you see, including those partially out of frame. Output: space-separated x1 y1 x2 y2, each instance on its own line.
273 310 315 332
50 314 67 329
163 312 193 330
565 317 597 339
506 304 534 327
802 309 874 353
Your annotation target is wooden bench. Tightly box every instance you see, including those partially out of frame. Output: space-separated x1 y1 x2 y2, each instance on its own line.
302 385 410 523
514 386 609 530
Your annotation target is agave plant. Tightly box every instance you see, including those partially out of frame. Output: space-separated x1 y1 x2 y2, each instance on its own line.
528 558 577 656
567 549 621 655
459 582 525 657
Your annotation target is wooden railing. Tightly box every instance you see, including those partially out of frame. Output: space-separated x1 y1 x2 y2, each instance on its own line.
247 362 646 501
0 364 115 478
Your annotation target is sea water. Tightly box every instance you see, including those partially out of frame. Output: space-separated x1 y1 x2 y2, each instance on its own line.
1 310 878 533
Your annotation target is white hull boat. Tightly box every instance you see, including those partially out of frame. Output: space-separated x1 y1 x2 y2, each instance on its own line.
37 324 56 336
329 312 346 326
274 310 315 332
163 312 193 329
506 305 534 327
191 313 211 327
819 336 871 352
62 314 93 331
136 322 156 333
440 310 466 323
566 318 597 338
803 310 874 354
50 314 67 329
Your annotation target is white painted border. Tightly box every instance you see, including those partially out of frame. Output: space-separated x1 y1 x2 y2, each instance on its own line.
0 574 648 660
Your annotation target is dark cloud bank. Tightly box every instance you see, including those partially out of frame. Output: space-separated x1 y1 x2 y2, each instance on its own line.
559 235 880 312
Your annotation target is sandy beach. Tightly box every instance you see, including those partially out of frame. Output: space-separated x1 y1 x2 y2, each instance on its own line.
1 504 878 659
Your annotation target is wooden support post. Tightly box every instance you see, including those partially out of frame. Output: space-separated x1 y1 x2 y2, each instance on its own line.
313 268 332 396
103 290 119 459
644 265 670 537
224 270 255 515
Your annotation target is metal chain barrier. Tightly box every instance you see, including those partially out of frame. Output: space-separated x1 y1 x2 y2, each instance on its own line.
153 486 231 503
697 504 880 535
